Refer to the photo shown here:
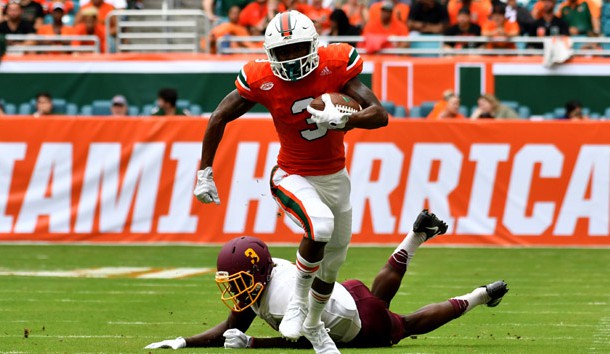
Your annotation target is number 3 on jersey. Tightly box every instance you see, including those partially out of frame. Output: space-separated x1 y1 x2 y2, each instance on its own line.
293 97 328 141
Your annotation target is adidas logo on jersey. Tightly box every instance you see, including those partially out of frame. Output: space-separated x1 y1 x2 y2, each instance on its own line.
320 67 332 76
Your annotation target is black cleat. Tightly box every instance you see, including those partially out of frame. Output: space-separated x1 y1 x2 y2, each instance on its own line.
412 209 449 240
484 280 509 307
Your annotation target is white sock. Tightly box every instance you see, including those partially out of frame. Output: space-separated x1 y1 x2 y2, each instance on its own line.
451 287 491 314
293 252 320 304
304 288 331 328
392 230 427 266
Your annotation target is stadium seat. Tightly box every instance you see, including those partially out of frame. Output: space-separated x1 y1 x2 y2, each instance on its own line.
408 33 441 58
602 3 610 18
142 104 155 116
52 98 67 114
582 107 590 116
501 100 519 111
543 112 555 120
4 103 16 114
66 103 79 115
128 106 140 116
381 100 395 116
553 107 565 118
419 101 436 117
80 105 93 115
604 21 610 36
590 112 600 120
518 106 531 119
189 104 202 116
91 100 112 116
409 106 422 118
394 105 407 118
177 99 191 110
459 105 468 117
604 107 610 119
18 103 32 115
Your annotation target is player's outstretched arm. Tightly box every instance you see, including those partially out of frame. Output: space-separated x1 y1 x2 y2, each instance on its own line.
194 90 256 204
145 308 256 349
340 77 388 130
184 307 257 347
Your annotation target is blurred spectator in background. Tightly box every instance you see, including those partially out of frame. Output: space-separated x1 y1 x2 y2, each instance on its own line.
470 93 519 119
110 95 128 116
447 0 492 27
303 0 332 34
562 100 589 120
202 0 250 24
152 88 189 116
436 93 465 119
482 5 519 49
39 0 75 15
369 0 410 26
9 0 44 30
208 5 256 53
362 1 410 51
329 8 361 46
504 0 533 35
0 101 5 115
528 0 569 49
37 2 73 35
556 0 593 36
407 0 449 34
238 0 285 35
73 7 106 52
427 90 465 119
444 8 482 49
76 0 116 35
80 0 126 10
0 1 35 44
33 92 53 117
341 0 368 29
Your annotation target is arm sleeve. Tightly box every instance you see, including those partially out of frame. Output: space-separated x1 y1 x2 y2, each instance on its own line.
235 62 258 102
339 44 363 88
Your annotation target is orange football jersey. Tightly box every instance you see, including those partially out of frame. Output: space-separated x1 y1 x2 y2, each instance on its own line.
235 43 363 176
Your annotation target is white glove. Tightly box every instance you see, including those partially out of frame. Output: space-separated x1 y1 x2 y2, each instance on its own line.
193 167 220 205
306 94 351 129
144 337 186 350
223 328 253 349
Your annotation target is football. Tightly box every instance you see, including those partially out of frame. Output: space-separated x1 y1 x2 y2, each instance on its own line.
309 93 362 114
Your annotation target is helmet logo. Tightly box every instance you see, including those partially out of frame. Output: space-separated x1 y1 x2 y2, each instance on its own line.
244 248 260 264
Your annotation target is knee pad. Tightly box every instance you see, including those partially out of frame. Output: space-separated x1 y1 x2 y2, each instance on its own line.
309 213 334 243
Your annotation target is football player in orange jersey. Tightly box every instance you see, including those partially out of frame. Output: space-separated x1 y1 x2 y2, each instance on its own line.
193 9 388 354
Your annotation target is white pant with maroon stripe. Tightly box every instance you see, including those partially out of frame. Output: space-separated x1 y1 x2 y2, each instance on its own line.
270 166 352 284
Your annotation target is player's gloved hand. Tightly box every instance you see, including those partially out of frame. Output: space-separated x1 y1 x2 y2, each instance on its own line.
223 328 253 348
307 94 351 130
144 337 187 350
193 167 220 205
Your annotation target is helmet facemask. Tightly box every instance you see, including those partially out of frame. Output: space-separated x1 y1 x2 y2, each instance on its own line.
266 40 320 82
215 270 265 312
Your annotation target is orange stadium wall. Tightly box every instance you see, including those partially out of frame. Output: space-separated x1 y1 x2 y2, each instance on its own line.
1 116 609 247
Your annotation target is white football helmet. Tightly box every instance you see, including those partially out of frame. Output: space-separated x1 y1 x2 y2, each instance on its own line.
264 10 320 81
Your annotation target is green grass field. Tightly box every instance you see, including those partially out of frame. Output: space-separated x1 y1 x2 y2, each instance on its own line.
1 245 609 354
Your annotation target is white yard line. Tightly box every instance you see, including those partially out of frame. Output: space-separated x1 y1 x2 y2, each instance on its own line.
0 267 213 279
